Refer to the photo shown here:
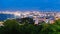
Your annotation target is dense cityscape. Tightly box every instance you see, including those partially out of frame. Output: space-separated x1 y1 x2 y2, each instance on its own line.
0 11 60 25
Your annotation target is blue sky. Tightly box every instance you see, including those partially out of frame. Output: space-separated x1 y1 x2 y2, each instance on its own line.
0 0 60 11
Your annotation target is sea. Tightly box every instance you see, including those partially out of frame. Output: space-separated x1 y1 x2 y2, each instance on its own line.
0 14 15 21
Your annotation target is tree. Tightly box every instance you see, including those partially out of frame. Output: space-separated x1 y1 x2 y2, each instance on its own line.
3 19 19 34
16 17 34 25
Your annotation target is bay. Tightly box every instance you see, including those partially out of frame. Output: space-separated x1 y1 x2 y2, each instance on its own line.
0 14 14 21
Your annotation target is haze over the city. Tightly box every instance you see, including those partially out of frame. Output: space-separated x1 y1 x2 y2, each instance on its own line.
0 0 60 11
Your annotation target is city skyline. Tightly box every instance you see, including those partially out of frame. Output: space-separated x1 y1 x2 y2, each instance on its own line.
0 11 60 17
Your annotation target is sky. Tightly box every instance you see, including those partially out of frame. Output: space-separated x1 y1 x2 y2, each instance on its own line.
0 0 60 11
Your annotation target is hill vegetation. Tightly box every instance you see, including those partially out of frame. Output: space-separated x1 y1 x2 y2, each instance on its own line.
0 18 60 34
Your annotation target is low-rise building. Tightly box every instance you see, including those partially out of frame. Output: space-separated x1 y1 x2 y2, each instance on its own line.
0 22 4 26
